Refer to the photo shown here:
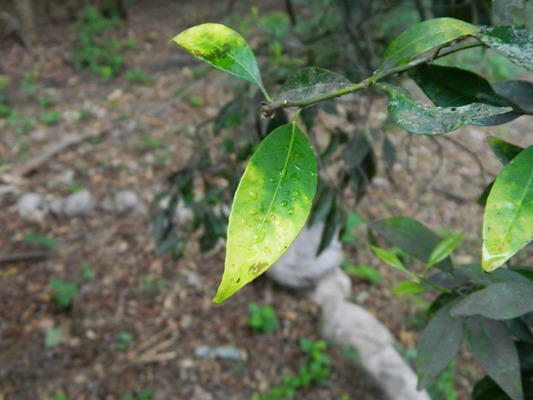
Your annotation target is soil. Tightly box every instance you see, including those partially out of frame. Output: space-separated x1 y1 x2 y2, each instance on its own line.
1 1 532 400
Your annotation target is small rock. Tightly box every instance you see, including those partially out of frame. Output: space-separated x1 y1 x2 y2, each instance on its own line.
266 222 343 289
192 385 214 400
48 198 64 217
15 192 45 222
321 300 394 356
309 268 352 305
113 190 147 216
63 190 95 217
195 345 244 361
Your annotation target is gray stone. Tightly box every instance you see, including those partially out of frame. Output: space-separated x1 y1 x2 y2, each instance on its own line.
48 197 64 217
195 345 244 361
320 300 430 400
265 222 343 289
309 268 352 305
15 192 45 222
113 190 147 216
63 190 95 217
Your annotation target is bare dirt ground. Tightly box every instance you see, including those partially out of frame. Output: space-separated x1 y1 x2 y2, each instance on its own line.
1 1 532 399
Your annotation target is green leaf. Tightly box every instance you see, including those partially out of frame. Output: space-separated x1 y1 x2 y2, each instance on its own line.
493 80 533 114
474 26 533 72
452 281 533 319
370 217 453 271
417 301 465 389
488 136 524 165
275 67 352 104
371 246 408 273
392 280 426 295
377 18 479 74
472 375 533 400
466 317 523 400
45 326 63 349
171 23 264 88
409 64 513 108
377 83 513 135
427 232 464 267
213 123 317 303
482 145 533 272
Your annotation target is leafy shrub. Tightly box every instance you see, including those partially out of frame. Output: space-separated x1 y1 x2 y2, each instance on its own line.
170 7 533 399
247 302 279 334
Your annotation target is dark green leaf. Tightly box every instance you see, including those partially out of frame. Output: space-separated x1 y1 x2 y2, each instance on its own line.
275 67 352 104
472 374 533 400
317 199 339 256
370 217 453 271
214 122 317 303
408 64 521 125
452 281 533 319
456 264 531 286
308 184 335 227
482 145 533 272
409 64 513 108
466 317 523 400
417 301 465 389
474 26 533 72
488 136 524 165
377 17 479 74
477 181 494 207
493 80 533 114
377 83 513 135
214 98 243 135
382 136 396 172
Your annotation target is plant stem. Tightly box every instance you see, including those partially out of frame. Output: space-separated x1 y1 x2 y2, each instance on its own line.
267 40 485 111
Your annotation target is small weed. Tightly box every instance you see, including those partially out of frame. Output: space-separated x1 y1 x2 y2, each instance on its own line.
23 232 57 249
122 37 139 50
67 184 84 193
69 7 124 79
133 134 165 152
116 331 134 350
73 108 92 122
49 278 78 309
20 71 41 97
124 67 154 84
187 94 204 108
427 361 459 400
343 263 381 285
247 302 278 334
122 389 154 400
37 95 55 108
54 394 68 400
143 276 165 291
40 109 62 125
253 338 331 400
80 261 95 279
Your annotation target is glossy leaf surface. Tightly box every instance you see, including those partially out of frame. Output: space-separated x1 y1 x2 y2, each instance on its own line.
370 217 453 271
392 281 426 295
452 281 533 319
214 123 317 303
172 23 263 86
482 145 533 272
493 80 533 114
377 18 479 73
466 317 523 400
427 233 464 267
417 302 465 389
275 67 352 104
409 65 513 108
378 83 512 135
474 26 533 72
